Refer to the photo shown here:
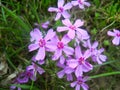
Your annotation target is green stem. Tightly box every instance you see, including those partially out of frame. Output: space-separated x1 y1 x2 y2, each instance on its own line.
30 81 34 90
90 71 120 79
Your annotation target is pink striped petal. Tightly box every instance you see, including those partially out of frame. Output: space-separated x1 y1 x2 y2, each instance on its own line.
71 81 77 87
44 29 55 41
107 31 115 36
75 65 83 77
67 59 78 68
112 37 119 45
61 35 71 44
75 84 80 90
71 1 78 6
75 46 82 58
63 46 74 55
81 83 89 90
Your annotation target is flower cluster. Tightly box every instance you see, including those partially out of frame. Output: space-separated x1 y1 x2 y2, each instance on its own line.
11 0 109 90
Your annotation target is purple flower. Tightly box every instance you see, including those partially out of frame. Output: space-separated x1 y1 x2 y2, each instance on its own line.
57 19 89 39
71 0 90 9
27 63 45 75
71 76 89 90
47 35 74 60
67 46 93 77
48 0 72 20
57 62 74 81
107 29 120 45
92 48 107 64
28 28 55 60
41 21 50 29
84 39 98 56
17 70 36 83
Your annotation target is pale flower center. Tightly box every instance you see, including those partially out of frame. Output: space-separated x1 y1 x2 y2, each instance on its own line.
69 25 76 30
79 57 84 64
58 7 64 13
57 42 64 49
39 39 46 47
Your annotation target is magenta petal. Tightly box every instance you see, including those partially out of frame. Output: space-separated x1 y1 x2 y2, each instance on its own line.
75 84 80 90
35 47 45 60
62 11 70 19
61 35 71 44
63 46 74 55
57 26 68 32
48 7 58 12
71 81 77 87
62 19 72 26
58 0 64 7
28 44 39 52
67 59 78 68
45 29 55 41
67 30 75 39
75 65 83 77
112 37 119 45
64 2 72 10
74 19 84 28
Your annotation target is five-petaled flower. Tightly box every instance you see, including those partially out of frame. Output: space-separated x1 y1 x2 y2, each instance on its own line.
48 0 72 20
71 76 89 90
107 29 120 45
28 28 55 60
67 46 93 77
57 19 89 39
47 35 74 60
71 0 90 9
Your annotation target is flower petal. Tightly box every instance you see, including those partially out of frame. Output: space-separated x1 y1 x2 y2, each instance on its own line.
107 31 115 36
62 11 70 18
48 7 58 12
28 44 39 52
71 81 77 87
67 30 75 39
58 0 64 7
75 84 80 90
63 46 74 55
92 41 98 48
57 70 65 78
67 59 78 68
74 19 84 28
52 49 62 60
81 83 89 90
99 55 107 62
71 1 78 6
75 46 82 58
62 19 72 26
57 26 68 32
35 47 45 60
61 35 71 44
45 29 55 41
64 2 72 10
75 65 83 77
112 37 120 45
55 13 61 21
84 2 91 7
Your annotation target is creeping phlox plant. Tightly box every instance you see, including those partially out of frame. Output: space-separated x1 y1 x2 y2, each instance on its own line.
11 0 120 90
